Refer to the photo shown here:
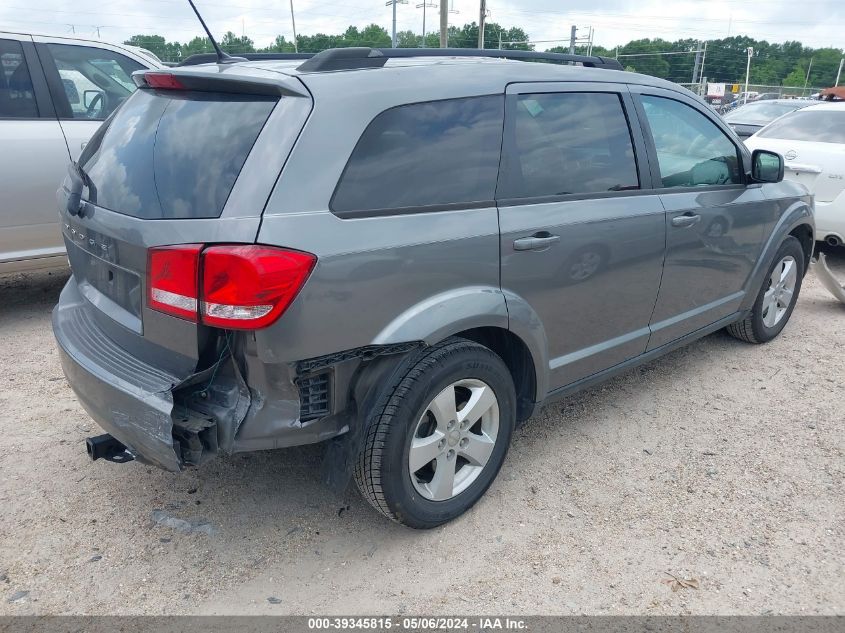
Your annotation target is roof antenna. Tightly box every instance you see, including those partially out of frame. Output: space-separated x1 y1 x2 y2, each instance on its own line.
186 0 245 64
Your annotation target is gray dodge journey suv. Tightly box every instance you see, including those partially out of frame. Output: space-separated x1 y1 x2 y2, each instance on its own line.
53 48 814 528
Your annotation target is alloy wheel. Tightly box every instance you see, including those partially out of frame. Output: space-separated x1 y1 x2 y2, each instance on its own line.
408 379 500 502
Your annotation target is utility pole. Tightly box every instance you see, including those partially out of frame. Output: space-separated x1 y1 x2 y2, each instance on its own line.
691 41 702 85
836 58 844 86
289 0 298 52
478 0 487 49
417 2 436 47
439 0 448 47
699 41 708 95
803 57 814 95
744 46 753 104
569 25 577 55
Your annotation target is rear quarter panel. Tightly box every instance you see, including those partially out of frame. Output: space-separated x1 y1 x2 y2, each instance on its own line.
255 68 507 364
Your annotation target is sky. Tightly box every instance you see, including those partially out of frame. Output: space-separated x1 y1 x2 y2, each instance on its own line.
2 0 843 51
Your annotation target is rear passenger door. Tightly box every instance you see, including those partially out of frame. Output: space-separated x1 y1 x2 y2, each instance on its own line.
630 87 770 349
498 83 666 392
0 35 69 266
34 39 146 160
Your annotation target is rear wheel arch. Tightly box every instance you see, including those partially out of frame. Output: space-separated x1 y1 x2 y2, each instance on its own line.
454 327 537 423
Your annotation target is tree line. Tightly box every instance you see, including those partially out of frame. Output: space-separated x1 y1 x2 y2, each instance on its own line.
125 23 843 88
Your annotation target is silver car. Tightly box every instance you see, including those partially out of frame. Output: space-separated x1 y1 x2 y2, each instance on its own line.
0 31 159 273
53 48 814 528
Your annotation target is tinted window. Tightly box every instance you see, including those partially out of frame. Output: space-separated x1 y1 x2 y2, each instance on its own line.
0 39 38 118
497 92 639 199
332 96 503 213
46 44 144 120
758 109 845 143
80 89 276 219
641 95 742 187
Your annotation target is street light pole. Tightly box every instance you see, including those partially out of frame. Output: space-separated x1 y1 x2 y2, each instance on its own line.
289 0 298 52
386 0 408 47
835 58 843 87
744 46 753 104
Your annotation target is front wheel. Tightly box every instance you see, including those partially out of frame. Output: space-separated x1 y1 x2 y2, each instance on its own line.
354 338 516 528
727 236 804 344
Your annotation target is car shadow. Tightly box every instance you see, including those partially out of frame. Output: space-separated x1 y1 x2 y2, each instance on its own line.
0 269 70 322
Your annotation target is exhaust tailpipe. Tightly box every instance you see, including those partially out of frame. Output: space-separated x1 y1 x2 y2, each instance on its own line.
825 235 843 247
86 434 134 464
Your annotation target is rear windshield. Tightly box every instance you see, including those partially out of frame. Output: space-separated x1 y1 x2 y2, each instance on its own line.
757 109 845 143
723 101 804 125
80 89 276 219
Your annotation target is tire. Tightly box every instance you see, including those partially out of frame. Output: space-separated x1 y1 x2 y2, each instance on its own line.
354 337 516 528
727 236 804 344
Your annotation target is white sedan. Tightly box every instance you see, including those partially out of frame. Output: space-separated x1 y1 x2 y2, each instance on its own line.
745 101 845 247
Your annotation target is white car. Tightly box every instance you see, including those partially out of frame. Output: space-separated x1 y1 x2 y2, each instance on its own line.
745 101 845 247
0 31 161 273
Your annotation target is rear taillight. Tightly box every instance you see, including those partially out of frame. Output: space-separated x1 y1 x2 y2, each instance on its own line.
148 245 202 322
147 245 316 330
201 246 316 329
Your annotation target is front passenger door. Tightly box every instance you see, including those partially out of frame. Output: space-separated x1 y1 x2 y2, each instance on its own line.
632 88 771 349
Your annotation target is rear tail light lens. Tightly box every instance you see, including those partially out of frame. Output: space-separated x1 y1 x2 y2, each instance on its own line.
147 244 316 330
148 245 202 322
201 246 316 329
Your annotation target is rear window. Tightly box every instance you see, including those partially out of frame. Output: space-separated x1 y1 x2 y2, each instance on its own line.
723 101 803 125
80 89 276 219
331 95 503 214
758 109 845 143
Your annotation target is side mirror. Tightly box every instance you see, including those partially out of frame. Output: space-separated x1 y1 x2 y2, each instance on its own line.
751 149 784 183
83 89 104 109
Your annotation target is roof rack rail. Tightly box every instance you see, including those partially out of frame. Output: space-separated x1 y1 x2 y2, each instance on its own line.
177 52 314 67
296 47 624 72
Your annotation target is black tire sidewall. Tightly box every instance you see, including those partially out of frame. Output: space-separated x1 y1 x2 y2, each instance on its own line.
378 345 516 528
750 236 804 342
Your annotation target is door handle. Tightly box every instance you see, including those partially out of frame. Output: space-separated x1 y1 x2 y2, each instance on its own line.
513 233 560 251
671 213 701 228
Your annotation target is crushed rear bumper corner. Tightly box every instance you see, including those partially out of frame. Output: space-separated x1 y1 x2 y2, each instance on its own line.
53 283 187 472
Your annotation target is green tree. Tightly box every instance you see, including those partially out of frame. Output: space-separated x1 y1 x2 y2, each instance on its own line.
220 31 255 54
181 36 214 58
124 35 167 60
783 65 807 87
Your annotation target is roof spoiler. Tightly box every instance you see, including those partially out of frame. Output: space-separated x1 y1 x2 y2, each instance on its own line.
132 70 309 97
297 47 625 72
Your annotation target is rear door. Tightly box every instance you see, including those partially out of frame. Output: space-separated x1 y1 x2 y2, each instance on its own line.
0 35 69 267
498 82 666 392
33 38 151 161
630 86 771 349
59 71 312 369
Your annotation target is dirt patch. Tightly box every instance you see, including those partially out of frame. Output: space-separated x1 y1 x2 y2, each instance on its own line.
0 250 843 615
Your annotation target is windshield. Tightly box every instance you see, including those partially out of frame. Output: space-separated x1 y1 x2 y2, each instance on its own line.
724 101 804 125
757 109 845 143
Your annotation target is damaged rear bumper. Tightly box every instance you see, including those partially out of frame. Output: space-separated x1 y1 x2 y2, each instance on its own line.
53 280 357 472
52 281 251 471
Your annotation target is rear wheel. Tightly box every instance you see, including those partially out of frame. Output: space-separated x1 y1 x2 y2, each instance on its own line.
727 236 804 343
354 338 516 528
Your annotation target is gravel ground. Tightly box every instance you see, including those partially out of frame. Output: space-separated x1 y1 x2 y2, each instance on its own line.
0 249 843 616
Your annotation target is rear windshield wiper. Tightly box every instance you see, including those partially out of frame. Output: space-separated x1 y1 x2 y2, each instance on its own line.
66 161 97 216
